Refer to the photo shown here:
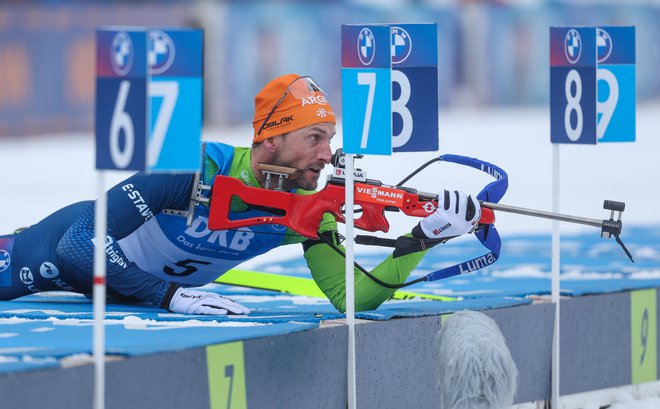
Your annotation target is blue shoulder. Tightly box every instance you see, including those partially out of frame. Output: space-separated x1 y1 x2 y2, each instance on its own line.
204 142 235 177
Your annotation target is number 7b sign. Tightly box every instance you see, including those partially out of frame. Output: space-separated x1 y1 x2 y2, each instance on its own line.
96 28 203 171
341 24 439 155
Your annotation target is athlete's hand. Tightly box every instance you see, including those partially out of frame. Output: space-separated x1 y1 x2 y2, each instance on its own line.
167 287 250 315
418 190 481 239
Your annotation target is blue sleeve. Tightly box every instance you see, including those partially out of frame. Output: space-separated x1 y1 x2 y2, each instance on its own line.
56 172 194 307
107 171 194 239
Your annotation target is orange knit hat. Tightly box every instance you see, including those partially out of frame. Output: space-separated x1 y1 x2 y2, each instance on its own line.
252 74 336 143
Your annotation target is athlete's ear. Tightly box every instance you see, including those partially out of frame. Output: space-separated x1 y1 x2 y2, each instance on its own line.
261 135 284 153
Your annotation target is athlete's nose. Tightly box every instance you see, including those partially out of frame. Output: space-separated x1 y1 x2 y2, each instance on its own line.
318 140 332 164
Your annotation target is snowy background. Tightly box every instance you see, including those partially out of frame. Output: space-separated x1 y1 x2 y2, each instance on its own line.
2 102 657 241
1 1 659 405
2 102 660 408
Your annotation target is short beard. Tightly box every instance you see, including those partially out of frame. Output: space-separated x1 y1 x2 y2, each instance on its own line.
267 134 323 191
296 175 319 191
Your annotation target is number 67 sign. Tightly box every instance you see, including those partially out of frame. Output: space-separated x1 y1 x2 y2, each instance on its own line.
96 28 203 171
550 26 635 144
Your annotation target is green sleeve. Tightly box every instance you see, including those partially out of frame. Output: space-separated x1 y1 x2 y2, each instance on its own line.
256 181 427 311
303 234 427 312
281 189 338 246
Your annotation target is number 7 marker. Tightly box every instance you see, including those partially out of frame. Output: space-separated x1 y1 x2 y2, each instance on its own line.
357 72 376 149
341 25 391 155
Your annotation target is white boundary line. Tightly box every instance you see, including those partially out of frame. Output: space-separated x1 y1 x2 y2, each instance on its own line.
551 144 561 408
345 153 357 409
93 171 107 409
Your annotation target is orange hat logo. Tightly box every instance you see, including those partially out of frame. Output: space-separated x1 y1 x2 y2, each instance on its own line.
253 74 336 143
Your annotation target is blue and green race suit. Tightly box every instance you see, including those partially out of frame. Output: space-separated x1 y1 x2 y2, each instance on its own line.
0 142 427 312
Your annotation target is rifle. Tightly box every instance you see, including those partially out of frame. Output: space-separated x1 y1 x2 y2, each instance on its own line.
201 149 632 286
206 157 494 240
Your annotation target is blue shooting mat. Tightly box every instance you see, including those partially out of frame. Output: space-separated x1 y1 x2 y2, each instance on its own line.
0 225 656 377
0 290 330 375
208 288 530 319
0 287 529 326
1 291 344 323
247 225 660 299
0 319 318 360
0 356 59 374
356 297 531 321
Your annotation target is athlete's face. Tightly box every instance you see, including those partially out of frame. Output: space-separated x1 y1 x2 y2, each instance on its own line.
272 123 335 190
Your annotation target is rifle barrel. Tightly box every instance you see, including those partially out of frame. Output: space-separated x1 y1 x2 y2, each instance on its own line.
481 201 603 229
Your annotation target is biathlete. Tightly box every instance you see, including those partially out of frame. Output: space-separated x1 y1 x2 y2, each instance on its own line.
0 74 480 315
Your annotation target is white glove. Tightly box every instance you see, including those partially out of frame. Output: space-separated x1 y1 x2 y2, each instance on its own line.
419 190 481 239
168 287 250 315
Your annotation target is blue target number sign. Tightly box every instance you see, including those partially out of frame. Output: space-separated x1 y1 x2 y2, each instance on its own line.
550 26 635 145
96 28 203 171
341 25 392 155
596 26 635 143
96 30 148 169
550 27 597 144
391 24 438 152
341 24 439 155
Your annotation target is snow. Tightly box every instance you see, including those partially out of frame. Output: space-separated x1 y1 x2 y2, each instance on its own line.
2 102 659 237
554 382 660 409
1 102 660 407
609 397 660 409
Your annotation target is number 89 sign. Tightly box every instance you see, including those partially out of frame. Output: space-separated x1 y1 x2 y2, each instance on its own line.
550 26 635 145
550 27 597 144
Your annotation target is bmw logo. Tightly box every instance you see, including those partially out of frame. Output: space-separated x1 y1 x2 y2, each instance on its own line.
564 29 582 65
0 250 10 272
596 28 613 63
357 28 375 66
111 31 133 76
148 30 175 75
391 26 412 64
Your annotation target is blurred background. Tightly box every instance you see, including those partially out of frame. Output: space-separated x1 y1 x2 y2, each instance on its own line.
1 0 658 237
1 0 659 137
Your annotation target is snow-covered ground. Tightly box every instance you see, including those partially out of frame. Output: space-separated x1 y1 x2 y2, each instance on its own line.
1 103 659 408
551 381 660 409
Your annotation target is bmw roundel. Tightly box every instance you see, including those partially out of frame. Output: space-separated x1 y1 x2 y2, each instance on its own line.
111 31 133 76
357 28 375 66
564 29 582 65
148 30 176 75
391 26 412 64
0 250 10 272
596 28 613 63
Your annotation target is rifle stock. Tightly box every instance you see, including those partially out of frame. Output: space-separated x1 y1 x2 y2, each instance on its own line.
207 175 496 239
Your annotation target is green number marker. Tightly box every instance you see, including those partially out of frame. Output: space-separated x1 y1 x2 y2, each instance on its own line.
631 289 657 384
207 342 247 409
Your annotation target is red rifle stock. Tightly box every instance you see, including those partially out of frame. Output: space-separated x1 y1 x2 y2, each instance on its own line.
207 175 495 239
